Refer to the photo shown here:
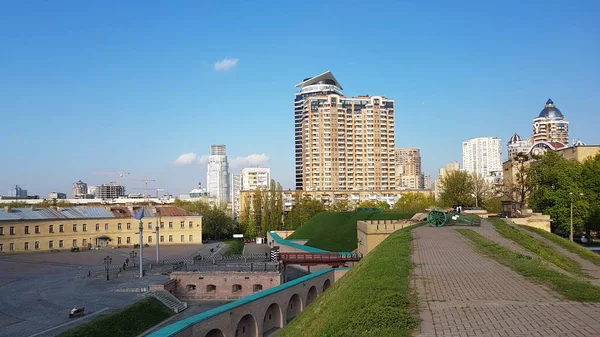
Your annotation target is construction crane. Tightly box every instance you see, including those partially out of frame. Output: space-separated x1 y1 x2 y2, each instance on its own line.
130 178 156 200
93 170 131 186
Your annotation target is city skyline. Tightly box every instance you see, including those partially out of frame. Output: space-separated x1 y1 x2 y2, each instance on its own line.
1 1 600 196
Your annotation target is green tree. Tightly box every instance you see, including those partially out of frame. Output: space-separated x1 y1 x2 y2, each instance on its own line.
578 153 600 234
482 196 502 213
501 152 532 203
252 187 263 235
376 200 391 210
330 200 350 211
272 182 283 230
284 197 325 230
358 200 378 209
528 151 589 235
173 199 235 240
393 192 434 212
471 172 492 208
439 170 475 207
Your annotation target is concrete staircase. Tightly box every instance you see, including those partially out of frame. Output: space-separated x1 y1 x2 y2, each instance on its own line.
147 291 188 313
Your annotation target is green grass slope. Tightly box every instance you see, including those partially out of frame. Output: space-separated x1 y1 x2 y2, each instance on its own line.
280 224 421 337
59 298 174 337
287 211 414 252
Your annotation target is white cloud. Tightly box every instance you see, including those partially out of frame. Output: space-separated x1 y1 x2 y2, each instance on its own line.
214 58 239 71
230 154 270 167
197 155 210 165
174 152 197 165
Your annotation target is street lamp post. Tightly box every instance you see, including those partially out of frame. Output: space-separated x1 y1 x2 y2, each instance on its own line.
155 210 161 263
130 251 137 267
138 219 143 278
103 255 112 281
569 192 584 242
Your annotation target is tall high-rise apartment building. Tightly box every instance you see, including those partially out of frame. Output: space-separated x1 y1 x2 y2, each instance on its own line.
294 71 396 191
241 167 271 191
422 174 432 190
95 184 125 199
532 99 569 145
230 174 241 219
206 145 230 205
462 137 502 179
395 148 422 189
72 180 88 198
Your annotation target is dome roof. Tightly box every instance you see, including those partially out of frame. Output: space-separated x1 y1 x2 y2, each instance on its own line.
538 98 564 119
508 133 522 144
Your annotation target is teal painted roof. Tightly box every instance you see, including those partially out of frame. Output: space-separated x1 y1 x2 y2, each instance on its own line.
147 268 335 337
269 231 329 253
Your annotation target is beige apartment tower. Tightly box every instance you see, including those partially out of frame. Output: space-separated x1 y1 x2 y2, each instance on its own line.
395 148 422 189
294 71 396 191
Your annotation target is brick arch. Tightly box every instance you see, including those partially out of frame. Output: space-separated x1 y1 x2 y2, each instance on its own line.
235 314 257 337
204 328 224 337
263 303 283 335
286 293 303 323
306 285 318 306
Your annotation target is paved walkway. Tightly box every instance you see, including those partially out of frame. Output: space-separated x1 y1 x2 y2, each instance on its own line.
412 225 600 337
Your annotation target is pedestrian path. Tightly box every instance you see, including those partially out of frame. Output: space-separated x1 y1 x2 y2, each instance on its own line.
412 225 600 337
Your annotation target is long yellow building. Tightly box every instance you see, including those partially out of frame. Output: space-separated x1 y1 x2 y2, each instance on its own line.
0 205 202 253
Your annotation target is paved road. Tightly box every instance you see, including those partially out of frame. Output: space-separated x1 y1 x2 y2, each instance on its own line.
0 242 221 337
412 224 600 337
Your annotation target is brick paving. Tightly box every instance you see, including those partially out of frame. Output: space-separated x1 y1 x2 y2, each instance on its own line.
412 225 600 337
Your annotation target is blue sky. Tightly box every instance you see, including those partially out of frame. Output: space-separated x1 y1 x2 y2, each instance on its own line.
1 0 599 197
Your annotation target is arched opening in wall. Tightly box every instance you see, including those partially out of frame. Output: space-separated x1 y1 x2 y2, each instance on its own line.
235 314 258 337
262 303 282 336
206 284 217 293
205 329 225 337
186 284 197 292
253 284 263 293
323 279 331 292
286 294 302 323
232 284 242 293
306 286 318 306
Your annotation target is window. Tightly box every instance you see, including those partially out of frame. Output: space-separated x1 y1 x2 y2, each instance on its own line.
24 242 29 250
180 235 184 242
59 225 64 233
0 227 3 235
253 284 263 292
127 223 131 230
49 241 54 249
168 235 173 242
34 241 39 249
148 236 152 243
25 226 30 234
189 235 193 242
48 225 53 233
72 224 77 232
59 240 64 248
9 243 14 251
10 226 15 235
0 244 3 252
169 222 173 229
232 284 242 293
96 224 100 231
72 239 77 247
189 221 193 229
160 235 164 242
206 284 216 293
118 237 122 244
82 239 87 246
35 225 40 234
118 223 122 230
82 224 87 232
160 222 164 229
105 223 109 230
180 221 185 229
186 284 196 292
148 222 152 229
126 237 131 244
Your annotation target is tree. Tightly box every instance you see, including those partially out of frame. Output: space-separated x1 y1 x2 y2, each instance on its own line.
358 200 378 209
284 197 325 230
578 153 600 234
273 182 284 230
240 196 251 234
527 151 589 235
376 200 391 210
501 152 532 203
330 199 350 211
439 170 475 207
173 199 235 240
252 187 263 235
393 192 434 212
471 173 492 208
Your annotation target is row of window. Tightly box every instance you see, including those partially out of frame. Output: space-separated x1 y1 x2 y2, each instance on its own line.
185 284 262 293
0 221 196 236
0 235 194 252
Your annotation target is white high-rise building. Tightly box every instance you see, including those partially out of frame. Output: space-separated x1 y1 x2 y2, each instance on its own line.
462 137 502 179
206 145 230 205
241 167 271 191
230 174 241 219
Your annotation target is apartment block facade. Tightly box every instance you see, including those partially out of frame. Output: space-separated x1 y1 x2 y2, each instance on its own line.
241 168 271 191
294 71 396 191
0 206 202 253
395 148 422 189
462 137 502 178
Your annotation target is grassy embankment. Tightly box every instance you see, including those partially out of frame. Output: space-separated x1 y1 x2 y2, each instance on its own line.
287 211 415 252
59 297 174 337
222 239 244 256
280 224 421 337
489 218 588 278
457 229 600 302
520 225 600 267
